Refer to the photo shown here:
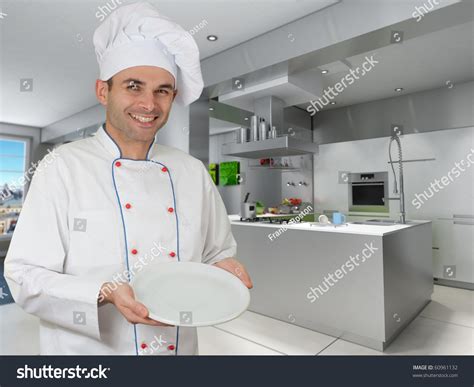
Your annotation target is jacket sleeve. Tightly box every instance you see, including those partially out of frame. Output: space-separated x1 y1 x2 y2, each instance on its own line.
4 154 104 341
199 163 237 265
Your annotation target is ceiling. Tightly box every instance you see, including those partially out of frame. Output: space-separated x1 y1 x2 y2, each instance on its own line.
297 20 474 112
213 19 474 115
0 0 336 128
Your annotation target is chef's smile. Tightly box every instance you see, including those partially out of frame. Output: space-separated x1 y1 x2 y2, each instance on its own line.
128 112 160 127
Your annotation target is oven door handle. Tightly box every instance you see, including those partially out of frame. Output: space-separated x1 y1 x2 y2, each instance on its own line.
383 197 400 203
351 182 385 186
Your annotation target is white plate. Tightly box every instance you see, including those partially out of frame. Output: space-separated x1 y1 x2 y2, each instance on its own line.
131 262 250 327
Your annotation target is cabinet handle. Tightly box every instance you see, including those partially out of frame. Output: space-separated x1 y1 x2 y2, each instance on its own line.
453 214 474 219
453 221 474 226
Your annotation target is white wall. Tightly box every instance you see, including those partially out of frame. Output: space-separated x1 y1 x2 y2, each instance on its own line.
42 104 105 143
314 126 474 220
281 155 314 204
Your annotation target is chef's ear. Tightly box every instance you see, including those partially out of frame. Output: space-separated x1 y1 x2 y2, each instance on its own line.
172 88 178 103
95 79 109 106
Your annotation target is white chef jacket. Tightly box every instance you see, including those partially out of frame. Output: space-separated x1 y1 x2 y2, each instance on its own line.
4 125 237 355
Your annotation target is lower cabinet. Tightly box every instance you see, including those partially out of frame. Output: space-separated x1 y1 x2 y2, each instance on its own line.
432 216 474 285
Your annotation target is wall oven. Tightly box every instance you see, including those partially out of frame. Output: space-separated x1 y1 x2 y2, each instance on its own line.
349 172 389 213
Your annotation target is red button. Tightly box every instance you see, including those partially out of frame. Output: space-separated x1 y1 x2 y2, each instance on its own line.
131 249 138 255
115 161 122 167
167 344 175 351
168 207 174 213
125 203 132 209
141 343 147 349
169 252 176 258
161 167 168 172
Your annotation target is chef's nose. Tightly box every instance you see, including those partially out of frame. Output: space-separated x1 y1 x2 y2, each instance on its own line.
137 91 157 112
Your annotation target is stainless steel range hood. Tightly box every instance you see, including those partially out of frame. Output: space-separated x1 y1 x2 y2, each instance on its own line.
221 135 317 158
212 64 320 159
213 98 317 159
219 97 318 158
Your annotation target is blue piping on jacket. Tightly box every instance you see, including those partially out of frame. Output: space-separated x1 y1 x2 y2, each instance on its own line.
105 124 180 356
111 157 181 356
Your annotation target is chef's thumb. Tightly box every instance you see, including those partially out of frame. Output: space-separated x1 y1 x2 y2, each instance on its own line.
132 302 149 318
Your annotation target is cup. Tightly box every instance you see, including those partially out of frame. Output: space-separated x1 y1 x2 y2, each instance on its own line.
318 214 329 224
332 212 346 225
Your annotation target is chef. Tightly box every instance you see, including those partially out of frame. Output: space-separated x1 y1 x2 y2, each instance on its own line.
4 1 252 355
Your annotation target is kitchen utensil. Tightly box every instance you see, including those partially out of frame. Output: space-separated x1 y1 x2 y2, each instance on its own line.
259 118 267 140
236 127 248 143
250 115 259 141
270 126 277 139
244 192 250 203
241 192 256 219
241 203 256 219
131 262 250 327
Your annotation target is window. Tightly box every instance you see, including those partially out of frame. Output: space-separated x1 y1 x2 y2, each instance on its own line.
0 135 30 236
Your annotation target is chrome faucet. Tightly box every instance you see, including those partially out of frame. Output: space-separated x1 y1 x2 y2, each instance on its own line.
387 135 406 224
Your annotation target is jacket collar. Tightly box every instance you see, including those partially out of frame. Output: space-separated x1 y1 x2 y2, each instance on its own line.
95 124 157 160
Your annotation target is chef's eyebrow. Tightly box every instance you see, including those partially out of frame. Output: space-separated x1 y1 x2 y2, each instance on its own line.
122 79 175 90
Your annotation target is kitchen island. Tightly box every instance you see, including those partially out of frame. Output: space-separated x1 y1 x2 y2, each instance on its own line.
229 216 433 351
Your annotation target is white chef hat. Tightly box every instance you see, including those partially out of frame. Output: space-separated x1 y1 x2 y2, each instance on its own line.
93 2 204 106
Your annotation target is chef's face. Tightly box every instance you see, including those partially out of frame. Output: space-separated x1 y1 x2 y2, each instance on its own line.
96 66 177 143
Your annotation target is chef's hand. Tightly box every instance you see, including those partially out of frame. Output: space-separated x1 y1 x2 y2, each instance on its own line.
99 282 173 326
213 258 253 289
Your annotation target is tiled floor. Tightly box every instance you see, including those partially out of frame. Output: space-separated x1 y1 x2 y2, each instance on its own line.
0 285 472 355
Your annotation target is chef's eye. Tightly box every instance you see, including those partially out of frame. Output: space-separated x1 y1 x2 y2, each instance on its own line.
127 81 140 91
156 88 170 95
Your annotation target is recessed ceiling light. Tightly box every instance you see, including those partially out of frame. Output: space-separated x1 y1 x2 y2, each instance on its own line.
330 101 337 105
395 87 404 92
321 69 329 74
207 35 218 42
209 107 214 111
244 117 249 121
